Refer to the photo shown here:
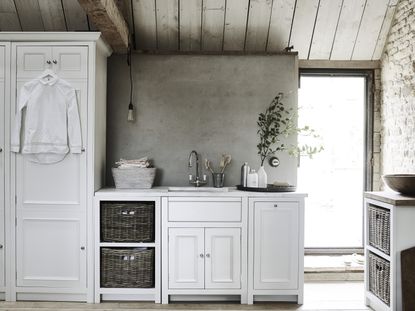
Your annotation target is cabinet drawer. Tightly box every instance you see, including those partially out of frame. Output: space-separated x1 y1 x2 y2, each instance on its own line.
168 200 242 222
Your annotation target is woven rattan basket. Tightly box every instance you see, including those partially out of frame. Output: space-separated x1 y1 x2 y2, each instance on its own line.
368 252 390 306
368 205 391 255
112 167 156 189
101 248 155 288
101 201 154 242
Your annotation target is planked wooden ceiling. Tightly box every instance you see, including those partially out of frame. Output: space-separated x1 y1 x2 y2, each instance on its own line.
0 0 398 60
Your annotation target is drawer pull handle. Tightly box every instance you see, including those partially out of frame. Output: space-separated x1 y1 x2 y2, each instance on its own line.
274 204 278 207
199 253 204 258
80 246 85 250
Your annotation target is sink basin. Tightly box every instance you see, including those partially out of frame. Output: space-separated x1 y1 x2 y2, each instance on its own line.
168 187 229 192
383 174 415 195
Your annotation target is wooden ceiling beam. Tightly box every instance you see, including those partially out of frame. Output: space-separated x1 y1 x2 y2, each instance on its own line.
77 0 129 53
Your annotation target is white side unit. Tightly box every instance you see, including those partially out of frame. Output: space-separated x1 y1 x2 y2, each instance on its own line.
93 194 161 303
248 197 305 304
364 192 415 311
162 196 248 304
0 32 111 303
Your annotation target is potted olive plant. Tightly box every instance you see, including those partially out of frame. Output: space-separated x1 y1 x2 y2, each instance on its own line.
256 93 322 187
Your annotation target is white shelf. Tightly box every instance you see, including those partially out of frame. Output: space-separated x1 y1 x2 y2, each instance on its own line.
99 242 155 248
366 245 391 262
99 288 155 294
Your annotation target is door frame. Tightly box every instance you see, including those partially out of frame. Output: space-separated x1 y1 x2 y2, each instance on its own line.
299 69 374 254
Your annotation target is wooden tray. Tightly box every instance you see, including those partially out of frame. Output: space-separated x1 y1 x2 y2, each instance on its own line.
236 184 296 192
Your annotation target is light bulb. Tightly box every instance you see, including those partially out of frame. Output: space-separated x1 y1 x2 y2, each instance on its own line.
128 103 134 122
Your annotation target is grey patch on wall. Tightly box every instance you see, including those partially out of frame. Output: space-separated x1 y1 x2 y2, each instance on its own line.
106 54 299 187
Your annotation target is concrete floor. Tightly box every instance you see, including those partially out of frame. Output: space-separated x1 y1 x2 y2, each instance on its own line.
0 282 370 311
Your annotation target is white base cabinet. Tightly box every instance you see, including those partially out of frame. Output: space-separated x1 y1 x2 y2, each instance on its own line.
93 195 161 303
162 196 247 304
0 32 111 303
248 198 304 304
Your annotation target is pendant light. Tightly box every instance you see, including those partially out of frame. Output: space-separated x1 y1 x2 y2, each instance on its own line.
127 45 134 122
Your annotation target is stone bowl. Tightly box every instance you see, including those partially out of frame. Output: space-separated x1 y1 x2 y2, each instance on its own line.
382 174 415 195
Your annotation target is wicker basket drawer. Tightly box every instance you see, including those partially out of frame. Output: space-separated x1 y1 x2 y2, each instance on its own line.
368 252 390 306
101 248 155 288
368 205 390 255
101 202 155 242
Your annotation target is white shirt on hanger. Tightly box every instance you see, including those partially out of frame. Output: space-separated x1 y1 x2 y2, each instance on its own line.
11 73 82 164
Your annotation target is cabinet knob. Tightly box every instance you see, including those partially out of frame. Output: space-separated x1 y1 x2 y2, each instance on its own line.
80 246 86 250
205 253 210 258
274 204 278 207
199 253 204 258
0 147 2 152
46 60 52 64
0 244 3 249
53 60 58 64
81 147 86 152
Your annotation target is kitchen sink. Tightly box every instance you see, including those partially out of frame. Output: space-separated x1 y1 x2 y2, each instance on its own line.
168 187 229 192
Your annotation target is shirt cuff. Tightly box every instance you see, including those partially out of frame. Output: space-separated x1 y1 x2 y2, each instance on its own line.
70 146 82 153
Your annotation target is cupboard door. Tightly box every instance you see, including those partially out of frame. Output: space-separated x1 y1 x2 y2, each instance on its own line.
13 48 88 289
16 210 86 288
0 45 5 288
52 47 88 79
14 79 87 210
16 46 52 79
254 202 299 290
168 228 204 289
205 228 241 289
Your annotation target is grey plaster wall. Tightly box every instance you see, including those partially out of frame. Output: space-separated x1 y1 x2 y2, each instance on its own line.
106 54 299 187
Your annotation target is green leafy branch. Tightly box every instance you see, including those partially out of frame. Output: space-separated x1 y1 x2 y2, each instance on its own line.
257 93 323 166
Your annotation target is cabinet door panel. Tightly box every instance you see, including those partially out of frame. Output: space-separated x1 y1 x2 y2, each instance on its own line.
16 211 86 288
16 46 52 78
15 80 87 210
168 228 204 289
205 228 241 289
52 47 88 79
0 45 5 288
254 202 299 290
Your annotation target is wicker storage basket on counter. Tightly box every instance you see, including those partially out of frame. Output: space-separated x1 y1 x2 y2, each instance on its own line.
101 201 155 242
101 248 155 288
368 204 391 255
112 167 156 189
368 251 390 306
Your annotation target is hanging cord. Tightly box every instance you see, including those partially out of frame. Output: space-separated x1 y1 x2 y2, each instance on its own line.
127 43 134 121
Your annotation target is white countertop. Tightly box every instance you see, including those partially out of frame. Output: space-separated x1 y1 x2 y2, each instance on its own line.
95 187 307 198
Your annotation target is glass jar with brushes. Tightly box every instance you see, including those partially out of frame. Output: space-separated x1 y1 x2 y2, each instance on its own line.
204 154 232 188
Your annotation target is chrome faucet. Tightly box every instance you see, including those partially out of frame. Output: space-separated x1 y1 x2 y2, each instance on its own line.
188 150 207 187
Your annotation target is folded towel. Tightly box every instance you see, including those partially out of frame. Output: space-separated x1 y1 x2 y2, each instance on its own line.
116 157 151 169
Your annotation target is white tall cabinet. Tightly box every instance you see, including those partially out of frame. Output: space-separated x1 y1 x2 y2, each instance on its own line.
0 42 11 301
0 33 111 302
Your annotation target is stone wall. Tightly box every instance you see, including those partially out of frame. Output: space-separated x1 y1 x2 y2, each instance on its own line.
380 0 415 183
